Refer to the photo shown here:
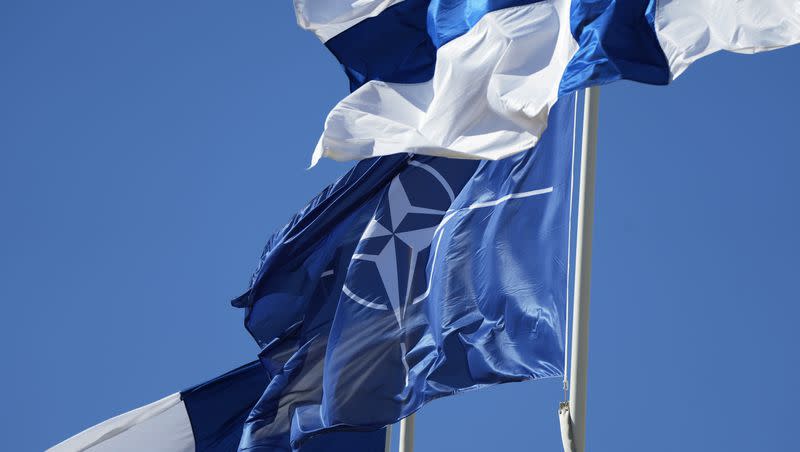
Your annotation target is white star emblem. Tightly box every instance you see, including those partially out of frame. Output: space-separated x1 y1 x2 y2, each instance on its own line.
343 161 454 326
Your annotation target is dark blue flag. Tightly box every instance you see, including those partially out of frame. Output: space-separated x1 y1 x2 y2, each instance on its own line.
233 93 575 451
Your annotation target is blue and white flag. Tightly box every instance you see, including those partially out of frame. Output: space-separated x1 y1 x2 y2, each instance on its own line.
48 361 386 451
233 92 577 450
48 362 266 452
304 0 800 164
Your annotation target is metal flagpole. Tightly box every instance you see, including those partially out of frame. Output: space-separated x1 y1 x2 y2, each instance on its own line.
385 424 393 452
568 86 600 452
398 414 415 452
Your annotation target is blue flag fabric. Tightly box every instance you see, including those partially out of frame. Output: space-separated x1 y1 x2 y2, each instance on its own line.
184 361 386 452
181 361 268 451
233 94 575 450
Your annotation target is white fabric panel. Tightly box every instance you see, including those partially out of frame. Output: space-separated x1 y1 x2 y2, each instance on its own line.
311 0 577 165
48 393 195 452
294 0 407 42
655 0 800 80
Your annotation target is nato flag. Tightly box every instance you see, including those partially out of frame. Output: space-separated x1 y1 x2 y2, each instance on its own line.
232 93 575 451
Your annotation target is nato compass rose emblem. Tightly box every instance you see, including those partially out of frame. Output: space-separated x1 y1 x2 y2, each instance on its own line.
342 160 458 327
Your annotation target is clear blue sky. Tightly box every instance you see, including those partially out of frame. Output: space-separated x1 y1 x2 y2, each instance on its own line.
2 2 799 451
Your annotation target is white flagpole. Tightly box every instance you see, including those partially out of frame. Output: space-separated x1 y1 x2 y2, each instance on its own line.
568 86 600 452
385 424 393 452
398 414 415 452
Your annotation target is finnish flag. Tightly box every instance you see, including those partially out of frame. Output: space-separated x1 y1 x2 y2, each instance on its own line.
48 362 387 451
303 0 800 164
48 362 267 452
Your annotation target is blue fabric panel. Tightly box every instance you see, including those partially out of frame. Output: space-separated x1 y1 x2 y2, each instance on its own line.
324 0 437 91
232 155 409 349
238 336 388 451
298 430 386 452
181 361 268 452
559 0 669 94
180 360 385 452
318 94 573 427
237 156 480 450
284 158 480 433
427 0 546 48
233 155 421 451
